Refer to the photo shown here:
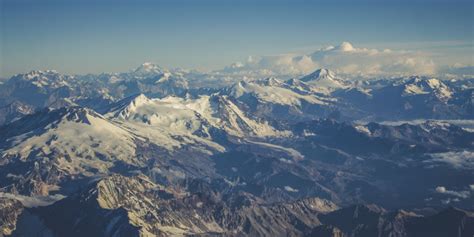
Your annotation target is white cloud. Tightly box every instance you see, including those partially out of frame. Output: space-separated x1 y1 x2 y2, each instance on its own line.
435 186 447 193
223 54 318 77
425 151 474 170
435 186 471 199
310 42 437 76
0 192 65 207
439 64 474 79
284 186 299 192
441 198 461 204
379 119 474 132
222 41 438 78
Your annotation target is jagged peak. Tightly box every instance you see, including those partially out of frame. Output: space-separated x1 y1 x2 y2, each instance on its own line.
402 76 452 100
71 174 160 209
301 68 336 82
342 203 386 213
405 76 446 89
106 93 152 119
0 106 103 139
52 106 103 124
24 70 60 76
129 93 151 106
392 209 421 219
10 70 65 81
298 68 346 90
248 76 283 87
292 197 339 213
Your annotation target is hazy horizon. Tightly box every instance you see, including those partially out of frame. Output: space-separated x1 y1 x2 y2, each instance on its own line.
1 0 473 78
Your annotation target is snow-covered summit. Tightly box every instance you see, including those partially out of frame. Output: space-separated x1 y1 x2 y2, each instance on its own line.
299 69 347 89
249 77 284 87
228 77 328 106
0 107 139 189
401 76 453 101
106 93 284 138
106 94 153 120
131 62 168 77
9 70 70 88
300 68 335 82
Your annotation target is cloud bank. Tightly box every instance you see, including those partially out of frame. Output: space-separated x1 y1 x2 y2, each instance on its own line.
435 186 471 199
222 42 448 78
425 151 474 170
0 192 65 207
434 185 473 204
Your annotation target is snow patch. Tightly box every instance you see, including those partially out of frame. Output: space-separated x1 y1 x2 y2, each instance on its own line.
284 186 299 192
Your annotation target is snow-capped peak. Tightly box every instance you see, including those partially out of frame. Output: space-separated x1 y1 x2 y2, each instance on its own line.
23 70 58 79
50 107 111 125
2 107 94 137
1 106 139 180
107 94 152 119
250 77 284 87
106 93 285 138
131 93 151 105
127 93 152 110
11 70 69 88
402 77 453 101
132 62 167 76
58 107 95 124
300 69 336 82
299 68 346 89
285 78 313 92
425 78 443 89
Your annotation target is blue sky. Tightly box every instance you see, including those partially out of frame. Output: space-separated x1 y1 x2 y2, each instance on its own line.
1 0 473 77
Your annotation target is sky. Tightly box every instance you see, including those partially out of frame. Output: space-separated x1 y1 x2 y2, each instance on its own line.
1 0 473 78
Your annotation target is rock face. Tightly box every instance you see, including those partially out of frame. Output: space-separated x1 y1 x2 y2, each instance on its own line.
0 101 35 125
34 174 339 237
3 174 464 237
318 204 414 237
317 204 474 237
0 198 24 236
405 207 474 237
309 225 344 237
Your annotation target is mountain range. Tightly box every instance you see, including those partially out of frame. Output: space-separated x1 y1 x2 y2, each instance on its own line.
0 64 473 236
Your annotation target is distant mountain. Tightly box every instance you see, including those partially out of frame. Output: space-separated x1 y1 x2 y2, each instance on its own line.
299 68 348 90
0 70 74 108
121 63 189 98
131 62 168 78
400 77 453 101
335 76 473 120
228 77 328 106
223 76 338 123
0 67 472 126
